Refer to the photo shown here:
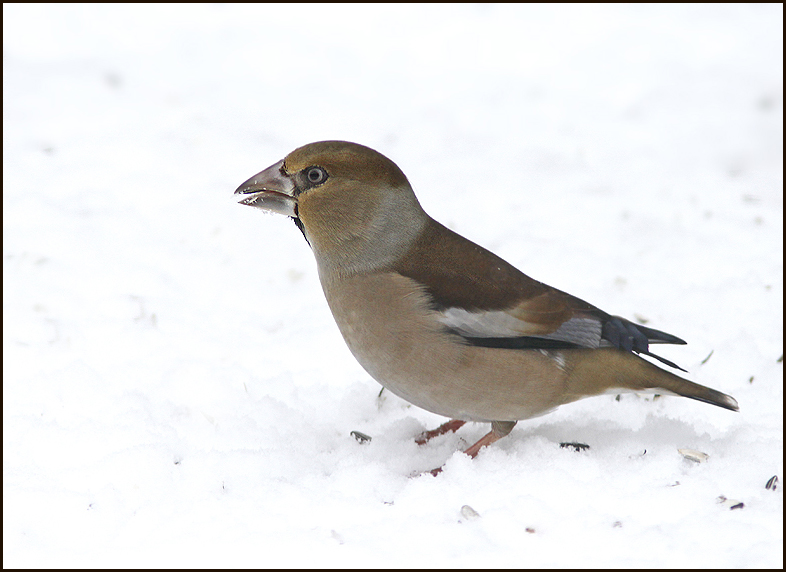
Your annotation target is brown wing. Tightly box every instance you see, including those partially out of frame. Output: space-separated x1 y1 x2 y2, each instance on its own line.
394 218 686 368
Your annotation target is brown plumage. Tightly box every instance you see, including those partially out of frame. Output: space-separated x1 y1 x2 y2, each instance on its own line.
235 140 738 473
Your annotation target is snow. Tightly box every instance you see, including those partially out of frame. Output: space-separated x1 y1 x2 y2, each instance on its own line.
3 3 782 567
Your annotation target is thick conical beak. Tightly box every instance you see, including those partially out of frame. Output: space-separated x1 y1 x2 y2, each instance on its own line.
234 159 297 217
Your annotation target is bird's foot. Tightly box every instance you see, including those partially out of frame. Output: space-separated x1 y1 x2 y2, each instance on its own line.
421 422 516 475
415 419 467 445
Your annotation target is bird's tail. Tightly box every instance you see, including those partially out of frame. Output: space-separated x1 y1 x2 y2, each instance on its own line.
565 348 739 411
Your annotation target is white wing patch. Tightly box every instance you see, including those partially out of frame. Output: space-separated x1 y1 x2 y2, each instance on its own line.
437 307 531 338
437 307 603 348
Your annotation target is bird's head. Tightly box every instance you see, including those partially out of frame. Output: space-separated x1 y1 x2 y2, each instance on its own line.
235 141 428 277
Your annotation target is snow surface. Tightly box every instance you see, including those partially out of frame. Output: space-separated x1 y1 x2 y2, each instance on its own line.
3 4 783 568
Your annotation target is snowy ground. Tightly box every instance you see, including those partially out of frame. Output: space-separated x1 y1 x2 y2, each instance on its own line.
3 4 782 568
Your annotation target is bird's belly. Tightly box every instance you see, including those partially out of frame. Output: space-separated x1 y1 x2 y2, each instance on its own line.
320 272 570 422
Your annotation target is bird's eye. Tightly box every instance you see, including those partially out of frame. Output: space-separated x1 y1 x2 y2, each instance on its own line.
305 166 327 185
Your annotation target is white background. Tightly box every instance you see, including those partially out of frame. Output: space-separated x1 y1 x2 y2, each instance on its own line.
4 4 782 567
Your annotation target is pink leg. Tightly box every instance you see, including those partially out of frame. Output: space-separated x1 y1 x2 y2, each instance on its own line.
427 421 517 475
415 419 467 445
462 430 504 458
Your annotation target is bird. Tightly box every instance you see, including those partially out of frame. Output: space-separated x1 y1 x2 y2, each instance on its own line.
234 140 739 474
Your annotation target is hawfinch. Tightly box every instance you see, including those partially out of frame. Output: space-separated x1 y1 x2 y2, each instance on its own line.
235 141 738 472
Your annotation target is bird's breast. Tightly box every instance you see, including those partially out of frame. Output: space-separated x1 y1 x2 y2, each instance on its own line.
318 271 570 422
